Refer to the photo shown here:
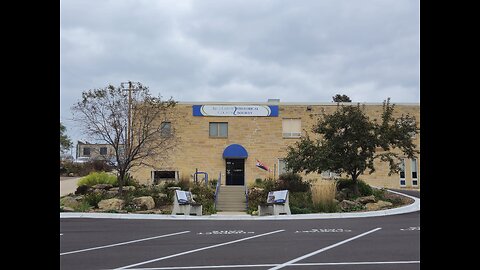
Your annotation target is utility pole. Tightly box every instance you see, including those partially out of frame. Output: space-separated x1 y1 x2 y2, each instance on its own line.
121 81 139 157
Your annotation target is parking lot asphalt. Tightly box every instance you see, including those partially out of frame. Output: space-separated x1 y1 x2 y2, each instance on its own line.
60 211 420 270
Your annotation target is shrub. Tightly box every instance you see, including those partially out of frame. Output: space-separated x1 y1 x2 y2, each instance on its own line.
83 192 112 208
336 178 355 191
73 201 93 212
358 180 373 196
247 188 269 214
289 192 312 209
190 183 216 215
336 178 372 198
277 173 310 192
78 172 117 187
251 177 276 191
290 206 313 214
311 180 337 212
209 179 218 188
123 173 140 187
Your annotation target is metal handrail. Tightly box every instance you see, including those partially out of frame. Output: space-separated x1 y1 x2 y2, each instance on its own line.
245 183 248 210
214 172 221 210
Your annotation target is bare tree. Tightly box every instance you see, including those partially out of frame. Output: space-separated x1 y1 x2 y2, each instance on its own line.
72 82 177 193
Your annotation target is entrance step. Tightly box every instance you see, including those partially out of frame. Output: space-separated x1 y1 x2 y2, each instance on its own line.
216 185 247 212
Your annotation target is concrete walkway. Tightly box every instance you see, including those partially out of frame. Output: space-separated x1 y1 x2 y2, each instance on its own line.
60 177 82 197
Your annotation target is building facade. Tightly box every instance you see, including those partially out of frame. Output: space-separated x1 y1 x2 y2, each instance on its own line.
76 141 117 161
130 101 420 189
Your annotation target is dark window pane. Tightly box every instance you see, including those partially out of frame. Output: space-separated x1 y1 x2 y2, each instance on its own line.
83 147 90 156
100 147 107 155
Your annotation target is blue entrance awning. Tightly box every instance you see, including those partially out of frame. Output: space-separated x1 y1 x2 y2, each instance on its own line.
223 144 248 159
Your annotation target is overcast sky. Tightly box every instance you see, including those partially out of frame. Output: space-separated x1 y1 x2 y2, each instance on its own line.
60 0 419 150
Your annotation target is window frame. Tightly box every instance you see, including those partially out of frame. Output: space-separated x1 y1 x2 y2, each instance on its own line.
83 147 91 156
160 121 172 137
282 118 302 138
411 158 418 186
209 122 228 138
399 158 406 187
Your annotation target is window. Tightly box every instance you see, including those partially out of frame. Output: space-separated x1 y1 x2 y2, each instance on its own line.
160 122 172 137
321 170 339 179
83 147 91 156
152 170 178 184
282 119 301 138
411 158 418 186
399 158 406 186
100 147 107 155
278 159 288 175
209 122 228 137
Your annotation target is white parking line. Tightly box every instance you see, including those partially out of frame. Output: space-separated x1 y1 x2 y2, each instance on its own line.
60 231 190 256
113 229 285 270
120 260 420 269
268 227 382 270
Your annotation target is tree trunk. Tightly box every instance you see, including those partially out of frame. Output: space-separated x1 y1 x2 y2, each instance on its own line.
118 170 125 195
351 173 360 196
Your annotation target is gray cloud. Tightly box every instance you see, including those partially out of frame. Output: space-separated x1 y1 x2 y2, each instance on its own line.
60 0 419 145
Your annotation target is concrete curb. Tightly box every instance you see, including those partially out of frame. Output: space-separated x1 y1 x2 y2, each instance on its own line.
60 189 419 221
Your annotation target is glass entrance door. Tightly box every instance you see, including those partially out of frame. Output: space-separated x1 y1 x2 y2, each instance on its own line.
226 159 245 185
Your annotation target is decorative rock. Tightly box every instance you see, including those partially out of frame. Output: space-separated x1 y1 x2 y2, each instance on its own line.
365 200 393 211
60 196 80 209
355 195 376 204
123 186 136 191
61 206 75 212
338 200 362 211
132 196 155 210
167 187 181 190
158 193 167 198
98 198 125 211
75 185 90 195
92 184 113 190
109 186 136 192
335 190 348 201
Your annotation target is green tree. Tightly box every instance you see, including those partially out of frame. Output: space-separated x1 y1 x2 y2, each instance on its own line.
285 99 418 195
72 82 177 193
60 122 73 154
332 94 352 102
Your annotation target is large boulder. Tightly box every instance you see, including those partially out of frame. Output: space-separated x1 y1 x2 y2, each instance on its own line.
132 196 155 210
109 186 136 192
92 184 113 190
338 200 362 211
98 198 125 211
75 185 90 195
365 200 393 211
382 192 414 204
60 196 80 209
355 195 376 204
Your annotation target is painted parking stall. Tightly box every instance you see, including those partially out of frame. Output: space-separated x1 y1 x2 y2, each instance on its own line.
60 197 419 270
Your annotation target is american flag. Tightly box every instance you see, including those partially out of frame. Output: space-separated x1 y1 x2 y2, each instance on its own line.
256 159 270 172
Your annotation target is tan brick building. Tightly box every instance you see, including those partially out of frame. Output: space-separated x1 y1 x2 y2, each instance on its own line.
76 141 118 161
130 101 420 189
